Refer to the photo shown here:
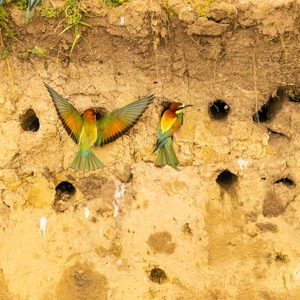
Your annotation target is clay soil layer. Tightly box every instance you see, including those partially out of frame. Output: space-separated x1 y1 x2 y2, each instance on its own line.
0 0 300 299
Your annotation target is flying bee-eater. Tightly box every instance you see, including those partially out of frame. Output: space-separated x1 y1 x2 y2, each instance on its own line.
154 102 192 170
44 83 154 172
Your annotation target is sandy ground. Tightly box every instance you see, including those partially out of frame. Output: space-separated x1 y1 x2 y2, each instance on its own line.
0 0 300 299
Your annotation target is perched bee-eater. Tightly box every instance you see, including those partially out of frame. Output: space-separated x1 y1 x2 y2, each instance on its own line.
154 102 192 170
44 83 154 172
25 0 40 22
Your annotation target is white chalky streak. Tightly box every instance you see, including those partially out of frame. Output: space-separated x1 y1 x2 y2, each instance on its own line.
84 207 90 219
237 158 248 170
113 182 126 218
120 16 125 26
39 216 47 237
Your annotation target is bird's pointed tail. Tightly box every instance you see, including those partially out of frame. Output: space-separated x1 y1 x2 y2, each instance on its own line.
70 149 104 172
155 138 179 170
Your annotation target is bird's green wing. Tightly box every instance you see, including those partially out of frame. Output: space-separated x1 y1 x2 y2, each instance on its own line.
44 83 83 144
96 94 154 146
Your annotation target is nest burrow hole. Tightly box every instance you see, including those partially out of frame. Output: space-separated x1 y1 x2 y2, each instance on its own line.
55 181 76 199
209 100 230 120
90 107 108 120
54 181 76 212
252 87 288 123
149 268 167 284
20 109 40 132
216 169 238 187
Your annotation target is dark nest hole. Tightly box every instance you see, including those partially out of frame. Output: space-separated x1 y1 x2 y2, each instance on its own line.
54 181 76 212
216 169 238 188
20 109 40 132
149 268 167 284
89 107 108 120
208 100 230 120
253 87 286 122
252 103 270 122
274 177 295 186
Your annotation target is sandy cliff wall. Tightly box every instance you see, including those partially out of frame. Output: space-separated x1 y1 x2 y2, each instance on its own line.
0 0 300 299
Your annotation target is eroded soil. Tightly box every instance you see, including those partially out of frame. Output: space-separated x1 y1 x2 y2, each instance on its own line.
0 0 300 299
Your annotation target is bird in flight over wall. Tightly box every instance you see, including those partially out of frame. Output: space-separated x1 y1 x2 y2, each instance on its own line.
45 83 154 172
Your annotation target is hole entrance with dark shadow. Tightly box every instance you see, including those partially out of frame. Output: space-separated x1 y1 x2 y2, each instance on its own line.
216 169 238 187
149 268 167 284
274 177 294 186
253 87 285 123
209 100 230 120
160 101 173 117
252 103 269 122
54 181 76 212
90 107 108 120
20 109 40 132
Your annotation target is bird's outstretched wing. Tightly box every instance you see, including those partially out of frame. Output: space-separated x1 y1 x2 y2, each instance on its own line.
95 94 155 146
44 83 83 144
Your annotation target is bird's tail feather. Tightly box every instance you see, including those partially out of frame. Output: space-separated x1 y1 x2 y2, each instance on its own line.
155 138 179 170
70 149 104 172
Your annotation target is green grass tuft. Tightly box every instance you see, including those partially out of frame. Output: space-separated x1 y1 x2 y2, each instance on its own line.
15 0 27 10
60 0 91 56
41 7 63 18
163 0 174 17
4 0 27 10
0 5 17 39
190 0 215 16
101 0 128 7
18 46 48 59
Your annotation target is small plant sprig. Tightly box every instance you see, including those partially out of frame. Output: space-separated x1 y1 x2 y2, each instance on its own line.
101 0 128 7
0 4 15 36
60 0 91 56
18 46 47 59
4 0 27 10
0 3 19 59
41 6 63 18
163 0 174 17
190 0 215 16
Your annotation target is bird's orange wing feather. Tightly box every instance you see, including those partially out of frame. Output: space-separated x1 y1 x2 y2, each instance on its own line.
44 83 83 144
96 94 154 146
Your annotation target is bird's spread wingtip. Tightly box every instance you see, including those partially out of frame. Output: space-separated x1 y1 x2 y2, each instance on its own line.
147 94 155 102
44 82 51 90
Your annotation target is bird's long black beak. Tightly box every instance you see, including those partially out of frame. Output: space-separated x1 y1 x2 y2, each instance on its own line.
175 104 193 111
